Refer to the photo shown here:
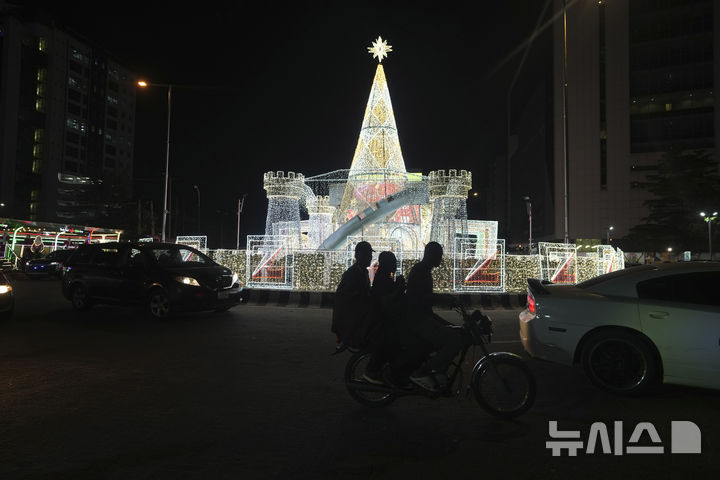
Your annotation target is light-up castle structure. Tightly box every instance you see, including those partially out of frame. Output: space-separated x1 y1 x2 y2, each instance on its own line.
234 37 623 292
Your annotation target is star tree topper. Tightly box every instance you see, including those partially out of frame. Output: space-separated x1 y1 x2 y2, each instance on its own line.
368 36 392 63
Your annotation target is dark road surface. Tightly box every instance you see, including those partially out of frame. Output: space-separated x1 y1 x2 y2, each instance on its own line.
1 277 718 479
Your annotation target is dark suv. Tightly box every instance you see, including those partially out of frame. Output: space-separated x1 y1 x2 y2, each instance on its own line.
62 242 244 318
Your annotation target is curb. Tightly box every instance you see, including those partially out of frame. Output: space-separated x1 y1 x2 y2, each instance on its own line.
242 289 527 310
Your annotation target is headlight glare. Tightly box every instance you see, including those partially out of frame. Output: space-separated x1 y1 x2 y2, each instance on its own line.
175 276 200 287
0 285 12 294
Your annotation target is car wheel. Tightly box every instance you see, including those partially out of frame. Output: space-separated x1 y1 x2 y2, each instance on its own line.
71 284 92 311
148 289 171 319
581 329 660 396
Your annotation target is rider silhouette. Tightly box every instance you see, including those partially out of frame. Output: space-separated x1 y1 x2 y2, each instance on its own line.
404 241 472 392
331 241 375 349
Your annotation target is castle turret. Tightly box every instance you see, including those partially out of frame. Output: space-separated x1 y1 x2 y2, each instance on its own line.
263 171 305 243
428 169 472 249
307 195 336 248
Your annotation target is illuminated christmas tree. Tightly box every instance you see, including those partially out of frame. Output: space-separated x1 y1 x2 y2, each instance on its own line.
337 37 420 229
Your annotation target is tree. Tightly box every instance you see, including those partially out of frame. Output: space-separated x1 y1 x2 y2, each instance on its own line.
626 149 720 251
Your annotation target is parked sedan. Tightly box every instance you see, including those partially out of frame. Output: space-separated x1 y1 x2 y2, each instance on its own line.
62 242 245 319
519 262 720 395
25 249 75 278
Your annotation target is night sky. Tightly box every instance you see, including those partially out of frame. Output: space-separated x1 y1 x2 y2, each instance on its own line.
32 1 546 247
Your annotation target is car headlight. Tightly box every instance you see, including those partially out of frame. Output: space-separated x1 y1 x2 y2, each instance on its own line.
232 273 239 285
175 276 200 287
0 285 12 294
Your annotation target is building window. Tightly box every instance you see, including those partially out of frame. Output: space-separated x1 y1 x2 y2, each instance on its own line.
107 95 118 105
38 37 47 52
35 98 45 112
34 128 44 143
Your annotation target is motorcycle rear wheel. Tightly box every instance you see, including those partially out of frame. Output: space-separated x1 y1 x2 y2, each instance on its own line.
344 351 396 408
472 356 536 419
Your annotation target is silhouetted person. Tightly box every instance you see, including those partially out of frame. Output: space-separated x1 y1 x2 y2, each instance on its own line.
404 241 471 392
362 251 409 385
331 241 375 349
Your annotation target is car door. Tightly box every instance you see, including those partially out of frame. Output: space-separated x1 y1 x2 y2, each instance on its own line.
91 246 126 301
119 247 150 303
637 271 720 389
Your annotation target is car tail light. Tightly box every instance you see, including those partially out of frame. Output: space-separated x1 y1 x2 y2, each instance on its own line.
527 294 536 314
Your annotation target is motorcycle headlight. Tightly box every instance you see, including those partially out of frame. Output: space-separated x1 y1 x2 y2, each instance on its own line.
0 285 12 294
175 276 200 287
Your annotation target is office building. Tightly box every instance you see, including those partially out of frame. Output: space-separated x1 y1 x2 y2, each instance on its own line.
0 6 136 225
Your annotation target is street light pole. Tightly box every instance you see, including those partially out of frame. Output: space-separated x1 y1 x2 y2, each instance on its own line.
138 81 172 242
700 211 718 259
236 194 247 250
524 196 532 254
561 0 570 244
162 85 172 242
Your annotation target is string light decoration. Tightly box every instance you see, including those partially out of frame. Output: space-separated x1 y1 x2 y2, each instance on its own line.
428 169 472 248
304 195 336 249
176 235 207 253
211 249 246 281
539 242 577 284
264 171 305 242
577 256 600 283
453 239 505 292
206 38 628 293
245 235 294 289
337 43 409 226
505 255 543 293
596 245 618 276
368 36 392 63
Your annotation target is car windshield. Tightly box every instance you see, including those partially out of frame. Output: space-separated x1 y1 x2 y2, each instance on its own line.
144 245 214 267
576 264 656 289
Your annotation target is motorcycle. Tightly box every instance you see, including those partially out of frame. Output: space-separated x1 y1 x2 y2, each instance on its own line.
338 302 536 419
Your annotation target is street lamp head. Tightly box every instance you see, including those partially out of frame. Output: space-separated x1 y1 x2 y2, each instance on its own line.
700 211 706 217
609 226 614 230
137 80 148 88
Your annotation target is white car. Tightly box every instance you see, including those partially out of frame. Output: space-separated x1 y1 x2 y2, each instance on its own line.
519 262 720 395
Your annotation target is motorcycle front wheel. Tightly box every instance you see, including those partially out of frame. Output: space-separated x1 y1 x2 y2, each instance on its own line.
344 351 396 408
472 355 536 419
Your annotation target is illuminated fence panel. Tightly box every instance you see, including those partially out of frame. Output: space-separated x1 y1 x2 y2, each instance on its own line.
596 245 618 276
246 235 294 290
539 242 577 284
615 248 625 272
453 239 505 292
211 249 246 278
505 255 542 292
176 235 207 253
293 250 347 291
